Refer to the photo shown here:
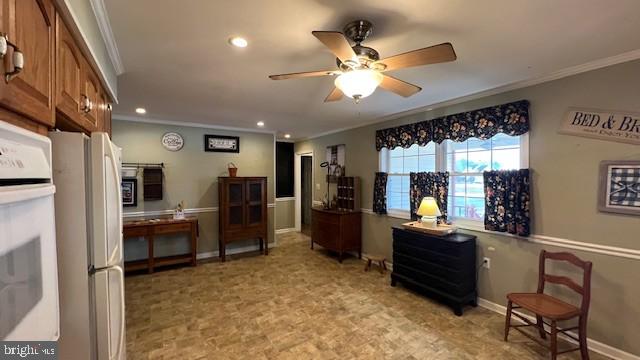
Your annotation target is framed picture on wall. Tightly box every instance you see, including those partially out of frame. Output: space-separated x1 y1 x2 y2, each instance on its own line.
204 135 240 153
598 160 640 216
122 178 138 207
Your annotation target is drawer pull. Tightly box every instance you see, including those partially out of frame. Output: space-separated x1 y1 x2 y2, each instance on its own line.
0 33 23 83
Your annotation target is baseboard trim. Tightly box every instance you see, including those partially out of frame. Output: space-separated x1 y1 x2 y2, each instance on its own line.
275 228 297 234
359 208 640 261
196 242 276 260
477 298 639 360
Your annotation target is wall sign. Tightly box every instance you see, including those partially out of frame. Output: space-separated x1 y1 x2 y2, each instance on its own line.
204 135 240 153
559 107 640 145
161 132 184 151
598 160 640 216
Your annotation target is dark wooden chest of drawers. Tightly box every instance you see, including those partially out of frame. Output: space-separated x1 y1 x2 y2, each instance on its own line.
391 227 477 316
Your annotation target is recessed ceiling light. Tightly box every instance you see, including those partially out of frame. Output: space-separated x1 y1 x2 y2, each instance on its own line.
229 37 248 48
135 107 146 114
256 121 265 127
284 134 291 139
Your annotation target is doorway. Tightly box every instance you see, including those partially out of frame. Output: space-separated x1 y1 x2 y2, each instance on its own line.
294 151 313 233
301 156 312 236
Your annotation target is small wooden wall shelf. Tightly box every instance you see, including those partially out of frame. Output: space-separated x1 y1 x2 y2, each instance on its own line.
336 176 360 211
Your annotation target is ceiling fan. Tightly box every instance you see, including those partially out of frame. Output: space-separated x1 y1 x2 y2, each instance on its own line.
269 20 457 103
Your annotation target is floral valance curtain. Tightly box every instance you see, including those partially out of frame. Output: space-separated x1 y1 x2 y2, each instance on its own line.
375 100 530 151
409 172 449 221
373 172 388 215
484 169 530 236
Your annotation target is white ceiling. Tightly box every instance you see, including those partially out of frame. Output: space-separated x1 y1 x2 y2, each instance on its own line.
105 0 640 139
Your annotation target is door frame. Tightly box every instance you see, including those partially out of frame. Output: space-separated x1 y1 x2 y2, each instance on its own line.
295 151 313 232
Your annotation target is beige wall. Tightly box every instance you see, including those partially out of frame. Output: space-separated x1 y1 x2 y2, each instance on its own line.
275 199 295 230
112 120 276 256
295 59 640 355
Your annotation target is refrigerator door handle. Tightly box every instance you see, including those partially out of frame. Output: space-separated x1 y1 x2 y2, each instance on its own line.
106 140 123 266
112 266 125 360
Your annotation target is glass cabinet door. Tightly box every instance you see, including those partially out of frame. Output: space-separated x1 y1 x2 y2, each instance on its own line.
226 181 245 227
246 180 264 226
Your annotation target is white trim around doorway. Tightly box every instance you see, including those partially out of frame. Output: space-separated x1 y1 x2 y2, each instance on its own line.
295 151 314 232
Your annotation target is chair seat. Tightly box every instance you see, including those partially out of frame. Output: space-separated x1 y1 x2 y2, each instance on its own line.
507 293 581 320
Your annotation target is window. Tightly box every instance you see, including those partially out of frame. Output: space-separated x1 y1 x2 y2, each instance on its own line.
381 143 437 212
380 134 527 222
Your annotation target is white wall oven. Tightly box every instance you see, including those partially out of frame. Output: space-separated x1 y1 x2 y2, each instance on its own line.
0 121 58 341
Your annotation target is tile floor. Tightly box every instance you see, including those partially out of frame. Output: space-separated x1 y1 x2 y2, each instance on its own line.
125 232 609 359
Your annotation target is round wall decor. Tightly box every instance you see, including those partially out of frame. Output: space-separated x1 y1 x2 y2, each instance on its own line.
161 132 184 151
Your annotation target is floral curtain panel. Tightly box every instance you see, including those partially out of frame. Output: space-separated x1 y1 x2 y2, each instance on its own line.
373 172 388 215
375 100 530 151
484 169 531 236
409 172 449 221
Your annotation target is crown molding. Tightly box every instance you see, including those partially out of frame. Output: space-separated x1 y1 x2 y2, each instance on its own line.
303 49 640 141
113 115 277 135
89 0 125 75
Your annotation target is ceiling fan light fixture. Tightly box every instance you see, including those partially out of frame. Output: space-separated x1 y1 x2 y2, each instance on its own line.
334 69 382 101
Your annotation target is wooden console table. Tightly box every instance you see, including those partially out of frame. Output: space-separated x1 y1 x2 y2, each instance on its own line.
123 217 198 274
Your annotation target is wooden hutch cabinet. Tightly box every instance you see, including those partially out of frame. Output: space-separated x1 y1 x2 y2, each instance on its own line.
218 177 268 262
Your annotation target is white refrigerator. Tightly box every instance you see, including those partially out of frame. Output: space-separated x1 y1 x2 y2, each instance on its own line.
50 131 126 360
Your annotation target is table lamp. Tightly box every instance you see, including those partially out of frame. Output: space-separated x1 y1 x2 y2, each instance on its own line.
417 197 441 228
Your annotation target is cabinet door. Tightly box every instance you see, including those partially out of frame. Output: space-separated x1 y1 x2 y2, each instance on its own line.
100 90 112 136
55 15 83 126
245 179 266 227
224 179 245 230
0 0 55 126
81 57 100 131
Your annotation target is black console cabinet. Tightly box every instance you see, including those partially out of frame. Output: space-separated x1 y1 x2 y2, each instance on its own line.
391 227 477 316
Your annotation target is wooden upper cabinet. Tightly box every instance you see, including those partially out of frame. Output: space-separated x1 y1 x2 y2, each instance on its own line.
55 14 82 124
81 57 100 131
0 0 55 126
100 90 112 137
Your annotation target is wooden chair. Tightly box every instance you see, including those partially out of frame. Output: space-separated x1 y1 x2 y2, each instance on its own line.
504 250 593 360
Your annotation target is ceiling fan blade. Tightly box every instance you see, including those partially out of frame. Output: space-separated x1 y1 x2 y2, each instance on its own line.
379 75 422 97
269 70 339 80
312 31 358 64
324 87 344 102
377 43 456 72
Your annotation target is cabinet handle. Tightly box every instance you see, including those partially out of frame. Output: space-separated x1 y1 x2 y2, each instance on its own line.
81 94 93 113
0 33 24 83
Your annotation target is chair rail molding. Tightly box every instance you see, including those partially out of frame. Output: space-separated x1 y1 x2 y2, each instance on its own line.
360 208 640 261
123 204 276 218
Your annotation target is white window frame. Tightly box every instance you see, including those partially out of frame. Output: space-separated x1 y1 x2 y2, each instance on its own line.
379 133 529 225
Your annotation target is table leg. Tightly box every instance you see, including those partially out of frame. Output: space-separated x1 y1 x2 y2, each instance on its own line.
147 235 154 274
259 237 264 252
190 224 197 266
220 239 226 262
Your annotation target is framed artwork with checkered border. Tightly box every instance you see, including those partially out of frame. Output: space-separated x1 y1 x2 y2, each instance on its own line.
598 160 640 216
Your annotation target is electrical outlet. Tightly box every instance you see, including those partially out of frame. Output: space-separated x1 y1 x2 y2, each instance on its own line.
316 183 321 190
482 257 491 269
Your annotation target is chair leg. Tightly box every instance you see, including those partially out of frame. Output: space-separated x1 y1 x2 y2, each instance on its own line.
536 315 547 339
550 320 558 360
378 260 384 274
364 259 371 272
579 315 590 360
504 300 513 341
